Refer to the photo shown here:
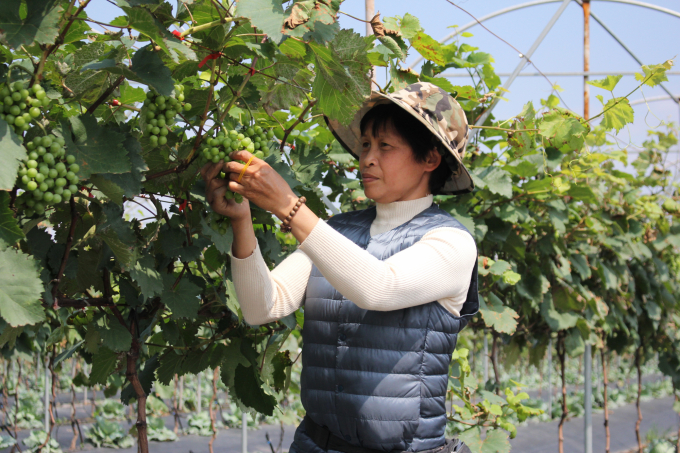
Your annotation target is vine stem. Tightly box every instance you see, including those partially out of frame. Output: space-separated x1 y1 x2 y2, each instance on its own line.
601 342 610 453
180 18 235 38
86 75 125 114
218 56 259 125
587 71 658 123
279 99 318 153
33 0 93 83
469 125 538 133
208 367 219 453
51 197 79 308
557 334 567 453
635 345 643 453
127 317 149 453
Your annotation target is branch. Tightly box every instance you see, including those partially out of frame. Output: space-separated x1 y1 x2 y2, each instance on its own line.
87 75 125 114
180 17 235 38
51 197 79 308
469 125 538 133
218 56 259 125
279 99 318 152
587 72 655 123
43 297 117 308
34 0 93 82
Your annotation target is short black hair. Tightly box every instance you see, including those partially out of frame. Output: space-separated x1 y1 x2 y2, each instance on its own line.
359 103 452 195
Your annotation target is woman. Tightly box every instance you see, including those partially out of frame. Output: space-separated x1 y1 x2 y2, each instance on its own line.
202 82 478 453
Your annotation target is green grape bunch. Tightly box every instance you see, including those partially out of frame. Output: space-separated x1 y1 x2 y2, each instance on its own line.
199 124 276 164
206 211 231 235
142 85 191 147
0 81 50 136
13 134 80 216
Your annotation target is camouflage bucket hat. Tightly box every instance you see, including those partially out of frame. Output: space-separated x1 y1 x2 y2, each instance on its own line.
325 82 473 195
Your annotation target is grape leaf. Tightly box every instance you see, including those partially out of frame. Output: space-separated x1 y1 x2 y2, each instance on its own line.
97 320 132 352
541 293 578 331
478 167 512 198
0 192 23 245
200 216 233 255
587 75 622 92
635 61 672 87
90 346 120 385
100 131 148 199
129 255 163 299
161 274 201 320
156 350 185 385
235 0 286 44
0 0 63 49
0 246 45 327
64 115 129 179
478 293 518 334
410 31 445 66
459 427 511 453
596 96 634 133
234 363 277 415
539 109 589 152
130 45 175 96
0 119 26 191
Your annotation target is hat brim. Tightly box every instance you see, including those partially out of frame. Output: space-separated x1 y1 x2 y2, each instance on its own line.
325 92 474 195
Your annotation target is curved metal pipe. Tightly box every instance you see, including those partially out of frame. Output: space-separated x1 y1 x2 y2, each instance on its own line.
409 0 680 69
630 95 680 106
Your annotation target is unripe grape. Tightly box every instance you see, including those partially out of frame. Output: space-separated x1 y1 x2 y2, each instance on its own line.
56 177 67 187
151 126 160 135
39 182 48 192
37 146 46 155
69 184 78 193
148 103 157 112
158 136 167 145
62 189 72 200
157 117 166 127
246 127 255 136
40 97 49 107
43 154 55 166
19 89 29 99
177 94 185 102
267 130 275 139
145 124 153 133
66 155 75 164
52 194 62 204
159 127 168 136
9 105 20 116
42 136 53 147
3 96 12 106
218 151 225 159
149 135 158 145
66 171 76 181
254 126 262 134
26 181 38 191
237 133 245 140
5 114 15 124
165 109 175 119
210 147 219 156
183 103 191 111
46 179 55 189
29 107 40 118
35 173 45 183
18 167 27 176
146 111 155 120
30 98 40 108
48 169 58 179
26 159 38 169
21 175 30 185
32 189 43 199
43 192 54 202
211 155 220 163
246 143 255 152
146 91 154 99
54 186 63 195
28 151 38 160
26 199 35 208
22 112 31 122
254 142 261 150
11 92 22 102
55 162 66 173
50 143 61 153
149 118 158 126
254 151 264 159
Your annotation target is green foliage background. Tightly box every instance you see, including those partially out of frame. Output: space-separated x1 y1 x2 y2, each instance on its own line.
0 1 679 451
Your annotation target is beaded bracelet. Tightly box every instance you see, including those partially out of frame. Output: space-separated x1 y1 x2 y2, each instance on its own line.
280 196 306 233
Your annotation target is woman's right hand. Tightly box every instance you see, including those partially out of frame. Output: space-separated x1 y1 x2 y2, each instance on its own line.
201 162 251 222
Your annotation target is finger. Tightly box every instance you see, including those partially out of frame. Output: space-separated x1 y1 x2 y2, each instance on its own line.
229 150 254 164
200 162 213 181
207 178 229 204
205 162 224 182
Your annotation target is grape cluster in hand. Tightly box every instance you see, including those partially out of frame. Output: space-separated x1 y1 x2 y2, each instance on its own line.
0 82 49 136
199 125 275 164
14 135 79 216
142 85 191 146
206 211 231 235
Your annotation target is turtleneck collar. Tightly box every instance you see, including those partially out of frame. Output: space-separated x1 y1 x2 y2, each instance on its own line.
370 194 434 237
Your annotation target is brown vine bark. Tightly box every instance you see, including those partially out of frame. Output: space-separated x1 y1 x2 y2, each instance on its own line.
13 360 21 451
557 335 567 453
491 332 501 395
209 367 219 453
2 360 8 428
126 318 149 453
601 347 610 453
635 346 643 453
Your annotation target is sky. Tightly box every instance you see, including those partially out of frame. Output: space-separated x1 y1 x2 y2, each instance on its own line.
86 0 680 160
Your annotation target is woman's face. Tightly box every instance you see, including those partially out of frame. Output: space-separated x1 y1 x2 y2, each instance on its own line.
359 120 441 203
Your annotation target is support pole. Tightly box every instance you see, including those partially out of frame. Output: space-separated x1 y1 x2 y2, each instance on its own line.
471 0 572 137
44 355 50 434
584 344 593 453
547 338 553 418
365 0 376 90
583 0 591 120
197 372 202 413
242 411 248 453
483 333 489 384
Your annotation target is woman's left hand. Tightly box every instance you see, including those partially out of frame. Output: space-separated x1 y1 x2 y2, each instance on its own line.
223 150 299 220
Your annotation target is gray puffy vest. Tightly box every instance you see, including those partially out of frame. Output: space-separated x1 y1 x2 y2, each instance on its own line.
291 203 479 453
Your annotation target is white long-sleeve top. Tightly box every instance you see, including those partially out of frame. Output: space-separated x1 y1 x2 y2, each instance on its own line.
230 195 477 326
